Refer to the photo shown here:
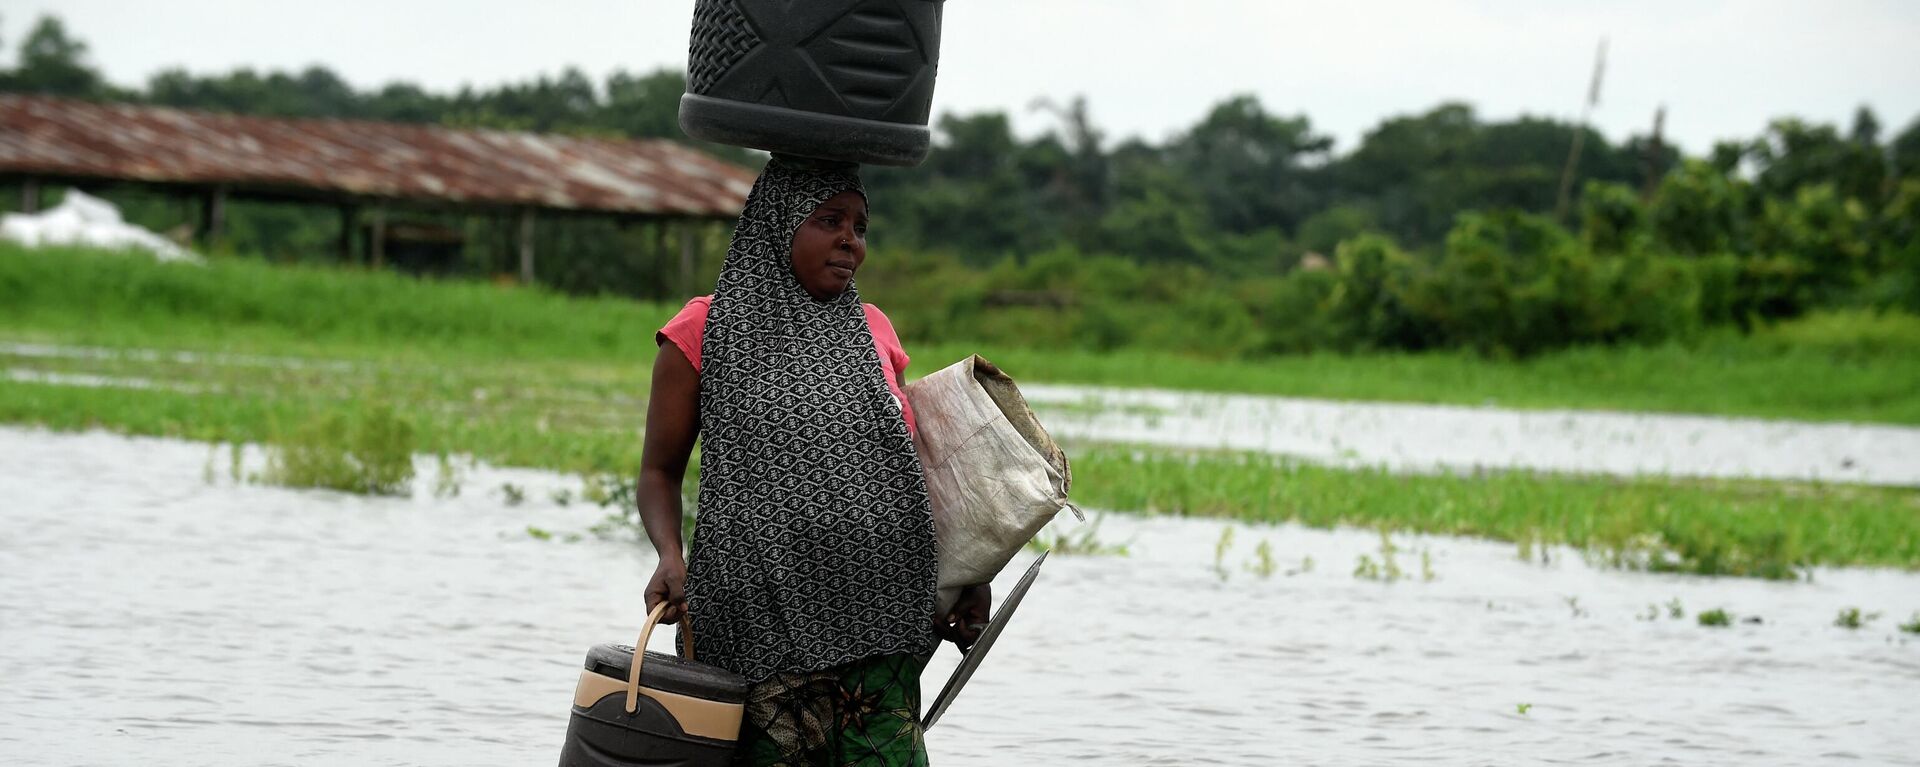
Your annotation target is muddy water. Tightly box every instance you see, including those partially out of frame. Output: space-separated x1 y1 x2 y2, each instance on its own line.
2 428 1916 765
1025 384 1920 486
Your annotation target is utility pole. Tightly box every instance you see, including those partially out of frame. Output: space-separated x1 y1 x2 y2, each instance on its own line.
1555 38 1607 224
1641 105 1666 201
518 208 537 285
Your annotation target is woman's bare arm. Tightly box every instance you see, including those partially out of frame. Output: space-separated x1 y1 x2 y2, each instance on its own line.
640 342 700 624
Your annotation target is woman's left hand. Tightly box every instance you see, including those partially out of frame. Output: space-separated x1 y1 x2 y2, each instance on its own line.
935 583 992 651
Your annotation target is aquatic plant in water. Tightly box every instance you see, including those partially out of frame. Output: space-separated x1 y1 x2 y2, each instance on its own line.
1245 539 1277 578
1026 513 1130 557
1833 607 1879 629
263 404 416 496
1698 608 1732 627
1899 613 1920 634
1564 596 1588 618
433 453 462 499
1213 526 1236 581
1356 529 1432 583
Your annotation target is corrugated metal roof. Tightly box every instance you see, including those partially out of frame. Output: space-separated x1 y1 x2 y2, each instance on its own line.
0 95 757 218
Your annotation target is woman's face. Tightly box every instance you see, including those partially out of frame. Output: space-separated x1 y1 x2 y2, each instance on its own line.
789 190 868 301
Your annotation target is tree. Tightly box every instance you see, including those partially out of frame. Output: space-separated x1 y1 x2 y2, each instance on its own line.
1651 160 1749 256
1753 117 1886 204
1579 180 1647 254
602 69 686 138
2 15 104 97
1295 204 1378 256
1892 115 1920 183
1756 183 1874 301
1169 94 1332 236
1028 95 1110 217
1333 104 1636 248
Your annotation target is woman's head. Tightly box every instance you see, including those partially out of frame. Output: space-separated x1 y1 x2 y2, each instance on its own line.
716 155 867 307
789 190 868 301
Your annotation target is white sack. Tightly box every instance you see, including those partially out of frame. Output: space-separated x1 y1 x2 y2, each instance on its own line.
1 188 199 263
906 355 1079 614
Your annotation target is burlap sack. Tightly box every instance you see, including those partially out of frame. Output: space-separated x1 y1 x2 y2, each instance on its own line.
905 355 1080 614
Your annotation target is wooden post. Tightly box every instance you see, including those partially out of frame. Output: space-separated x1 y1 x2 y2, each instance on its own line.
369 208 387 269
678 220 697 298
339 205 359 264
518 208 536 284
19 179 40 213
200 186 228 247
1641 105 1667 202
1555 39 1607 224
652 221 669 294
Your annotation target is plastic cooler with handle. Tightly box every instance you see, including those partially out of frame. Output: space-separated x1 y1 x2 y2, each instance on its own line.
558 605 749 766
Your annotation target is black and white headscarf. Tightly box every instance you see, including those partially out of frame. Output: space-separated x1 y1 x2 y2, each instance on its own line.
686 156 937 682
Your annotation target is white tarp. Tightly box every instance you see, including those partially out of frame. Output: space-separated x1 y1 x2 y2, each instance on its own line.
1 189 199 263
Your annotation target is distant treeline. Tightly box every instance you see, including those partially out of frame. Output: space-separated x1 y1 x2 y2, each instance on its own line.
4 14 1919 356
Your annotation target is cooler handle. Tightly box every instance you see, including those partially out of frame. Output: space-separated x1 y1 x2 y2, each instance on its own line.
625 603 699 714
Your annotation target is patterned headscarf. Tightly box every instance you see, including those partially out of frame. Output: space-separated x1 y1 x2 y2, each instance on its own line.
686 156 938 682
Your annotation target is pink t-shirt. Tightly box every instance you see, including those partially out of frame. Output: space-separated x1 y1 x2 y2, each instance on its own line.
655 296 917 435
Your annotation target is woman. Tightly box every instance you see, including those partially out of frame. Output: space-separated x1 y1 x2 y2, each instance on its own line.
637 156 990 766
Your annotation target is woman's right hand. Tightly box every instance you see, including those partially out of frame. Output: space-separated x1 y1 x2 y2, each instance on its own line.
645 555 688 625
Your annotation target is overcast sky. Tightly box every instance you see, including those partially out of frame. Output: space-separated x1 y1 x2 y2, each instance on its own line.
5 0 1918 155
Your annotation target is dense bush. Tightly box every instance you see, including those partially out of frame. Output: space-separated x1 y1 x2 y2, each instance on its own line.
867 211 1725 358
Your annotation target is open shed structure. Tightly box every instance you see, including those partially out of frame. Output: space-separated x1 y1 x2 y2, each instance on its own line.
0 94 756 283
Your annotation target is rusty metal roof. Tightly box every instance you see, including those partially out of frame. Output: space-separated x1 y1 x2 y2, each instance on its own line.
0 94 757 218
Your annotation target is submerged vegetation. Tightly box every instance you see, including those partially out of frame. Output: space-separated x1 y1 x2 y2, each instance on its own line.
262 404 416 495
1025 513 1131 557
1834 607 1880 630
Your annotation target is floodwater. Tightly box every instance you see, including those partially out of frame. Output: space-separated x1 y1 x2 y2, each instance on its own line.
1 428 1916 766
1026 383 1920 486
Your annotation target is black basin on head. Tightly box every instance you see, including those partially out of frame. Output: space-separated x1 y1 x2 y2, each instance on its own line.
679 0 946 167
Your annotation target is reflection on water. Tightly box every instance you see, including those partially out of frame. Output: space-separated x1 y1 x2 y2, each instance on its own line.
1 427 1914 765
1026 384 1920 486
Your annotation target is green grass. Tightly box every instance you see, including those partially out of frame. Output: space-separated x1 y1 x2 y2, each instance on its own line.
0 359 649 474
4 245 1919 578
917 314 1920 423
0 242 677 363
5 243 1920 422
1067 444 1920 579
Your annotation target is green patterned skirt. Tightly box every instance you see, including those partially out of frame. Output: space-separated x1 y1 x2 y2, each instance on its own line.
735 654 931 767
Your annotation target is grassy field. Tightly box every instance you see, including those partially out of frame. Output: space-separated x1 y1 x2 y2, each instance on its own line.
6 243 1920 422
4 245 1918 578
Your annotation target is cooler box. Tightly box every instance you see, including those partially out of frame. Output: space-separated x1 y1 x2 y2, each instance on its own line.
559 617 750 766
